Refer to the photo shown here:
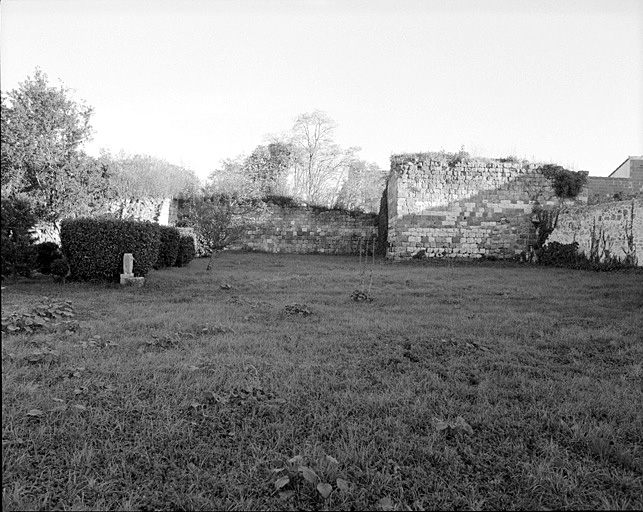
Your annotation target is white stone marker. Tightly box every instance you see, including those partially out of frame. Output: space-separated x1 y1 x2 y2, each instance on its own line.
120 253 144 286
123 253 134 275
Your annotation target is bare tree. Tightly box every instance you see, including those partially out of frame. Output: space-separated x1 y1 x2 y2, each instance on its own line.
290 111 359 206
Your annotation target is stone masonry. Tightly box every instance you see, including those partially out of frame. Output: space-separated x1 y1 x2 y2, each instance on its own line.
386 154 570 260
230 204 378 255
548 199 642 266
586 156 643 205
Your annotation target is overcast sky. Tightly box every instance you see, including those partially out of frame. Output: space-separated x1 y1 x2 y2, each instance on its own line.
1 0 642 181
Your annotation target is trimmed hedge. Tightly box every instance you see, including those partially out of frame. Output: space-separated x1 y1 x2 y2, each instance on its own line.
175 228 196 267
60 218 161 282
175 235 196 267
154 226 181 269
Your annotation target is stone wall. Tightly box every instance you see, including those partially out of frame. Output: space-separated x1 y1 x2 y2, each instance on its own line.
230 205 378 255
547 199 643 266
586 176 643 205
386 155 569 260
586 157 643 205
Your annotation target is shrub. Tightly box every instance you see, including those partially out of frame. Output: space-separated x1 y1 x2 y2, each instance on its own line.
263 195 300 208
174 234 196 267
35 242 63 274
50 258 70 277
154 226 181 269
50 258 70 283
539 164 587 199
536 241 637 271
1 196 37 279
60 218 161 282
536 241 585 267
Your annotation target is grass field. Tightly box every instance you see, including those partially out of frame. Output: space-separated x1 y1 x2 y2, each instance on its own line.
2 252 642 511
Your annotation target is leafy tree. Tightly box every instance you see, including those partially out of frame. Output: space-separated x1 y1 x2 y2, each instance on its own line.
205 156 252 198
289 111 359 205
1 196 37 279
244 142 296 195
178 193 263 271
1 69 105 225
98 150 200 200
335 159 387 212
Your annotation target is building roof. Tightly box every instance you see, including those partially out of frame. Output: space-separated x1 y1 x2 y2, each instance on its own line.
608 156 642 177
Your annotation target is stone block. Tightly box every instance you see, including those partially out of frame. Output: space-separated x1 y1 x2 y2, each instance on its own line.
120 274 144 287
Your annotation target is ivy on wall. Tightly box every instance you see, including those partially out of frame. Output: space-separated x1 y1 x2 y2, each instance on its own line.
539 164 587 200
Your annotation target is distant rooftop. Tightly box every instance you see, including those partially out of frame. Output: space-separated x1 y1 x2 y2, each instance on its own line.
608 155 643 178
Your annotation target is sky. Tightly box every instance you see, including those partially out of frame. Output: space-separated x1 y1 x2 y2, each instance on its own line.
1 0 642 182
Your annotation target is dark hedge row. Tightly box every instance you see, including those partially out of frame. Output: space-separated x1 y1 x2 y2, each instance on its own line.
1 196 37 279
36 242 63 274
60 218 162 282
155 226 181 269
175 228 197 267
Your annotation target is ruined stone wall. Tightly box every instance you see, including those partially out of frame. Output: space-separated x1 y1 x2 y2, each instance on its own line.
230 205 378 255
387 155 567 260
547 199 643 266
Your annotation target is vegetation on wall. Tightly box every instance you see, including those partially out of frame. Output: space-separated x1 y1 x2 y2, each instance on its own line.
376 184 388 256
532 207 560 250
536 202 639 271
536 240 638 271
539 164 587 200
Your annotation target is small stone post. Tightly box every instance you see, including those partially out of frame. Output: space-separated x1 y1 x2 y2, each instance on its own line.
120 253 144 287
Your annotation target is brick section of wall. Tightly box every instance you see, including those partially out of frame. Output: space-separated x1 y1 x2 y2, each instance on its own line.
386 156 569 260
586 176 643 205
230 205 378 255
548 199 642 266
632 159 643 179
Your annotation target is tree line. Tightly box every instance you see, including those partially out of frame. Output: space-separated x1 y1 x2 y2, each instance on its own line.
207 110 386 212
1 68 387 277
1 68 202 232
2 69 385 228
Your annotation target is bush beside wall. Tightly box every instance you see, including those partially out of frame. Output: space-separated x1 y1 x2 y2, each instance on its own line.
35 242 63 274
546 199 642 267
155 226 181 268
175 233 196 267
60 218 161 281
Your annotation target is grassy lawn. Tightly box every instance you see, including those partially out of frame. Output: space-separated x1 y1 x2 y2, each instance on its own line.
2 253 642 511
